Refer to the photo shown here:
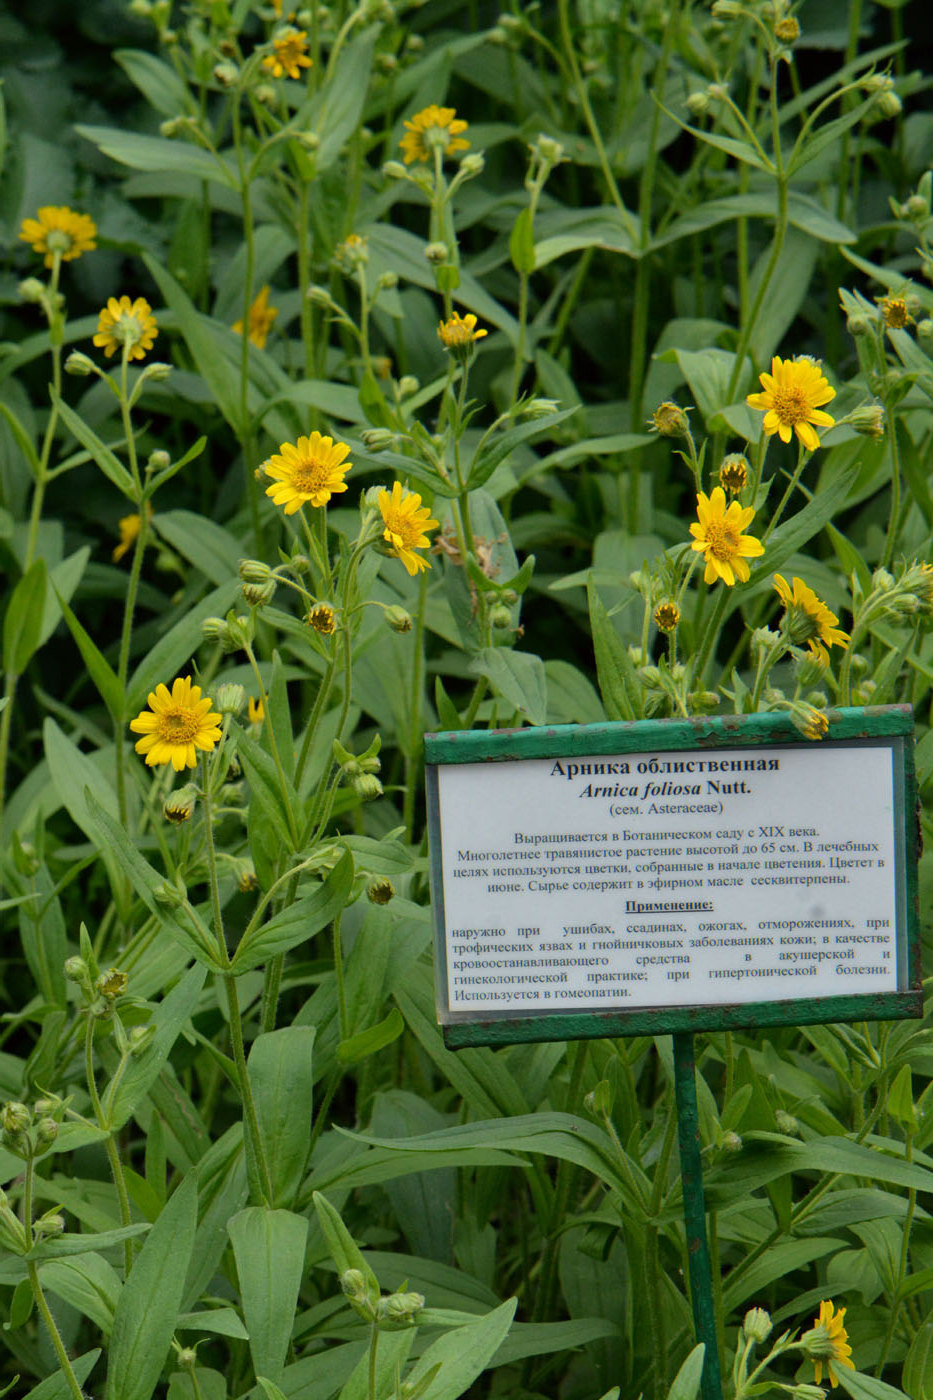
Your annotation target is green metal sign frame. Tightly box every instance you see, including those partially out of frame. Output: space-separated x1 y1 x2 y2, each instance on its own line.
425 705 921 1050
425 705 921 1400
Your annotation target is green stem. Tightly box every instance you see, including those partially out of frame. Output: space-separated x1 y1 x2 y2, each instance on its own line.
881 403 901 569
367 1321 380 1400
333 911 349 1043
202 754 274 1203
27 1262 85 1400
875 1132 915 1374
85 1015 134 1276
402 568 428 841
243 640 301 848
693 588 731 686
233 98 261 549
761 443 809 543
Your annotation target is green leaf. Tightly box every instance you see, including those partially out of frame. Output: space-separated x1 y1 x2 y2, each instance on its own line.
43 720 124 904
229 1208 308 1386
230 851 354 973
84 792 222 968
888 1064 917 1129
105 964 208 1130
509 207 536 275
667 1346 705 1400
466 408 578 491
143 254 244 436
22 1351 100 1400
3 559 47 673
313 1191 382 1299
114 50 196 118
0 401 40 477
232 723 300 854
434 677 463 731
403 1299 517 1400
126 578 240 717
248 1027 316 1209
587 584 640 721
903 1320 933 1400
154 510 244 587
304 33 376 174
836 1369 913 1400
787 97 879 175
338 1007 405 1065
468 648 547 726
76 124 237 188
53 587 125 721
107 1174 197 1400
51 391 135 497
651 191 855 251
177 1308 249 1340
39 1254 121 1334
27 1224 150 1261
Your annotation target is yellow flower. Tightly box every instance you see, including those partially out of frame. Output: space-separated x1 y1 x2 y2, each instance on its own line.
746 355 836 451
804 1300 854 1387
19 206 97 268
308 604 336 635
233 286 278 348
263 433 352 513
400 105 470 164
262 28 312 79
654 601 680 632
93 295 158 361
689 487 764 586
129 676 223 771
113 513 142 564
437 312 487 350
247 697 265 725
378 482 439 576
773 575 849 661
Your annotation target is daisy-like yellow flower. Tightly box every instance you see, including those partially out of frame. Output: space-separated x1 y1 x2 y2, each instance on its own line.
233 286 278 348
773 575 849 661
400 105 470 165
378 482 439 576
719 453 749 495
878 295 914 330
437 312 487 350
689 487 764 586
654 601 680 633
263 433 352 514
247 696 265 725
19 206 97 268
93 296 158 362
803 1300 854 1387
113 513 143 564
746 355 836 452
262 28 312 79
129 676 223 771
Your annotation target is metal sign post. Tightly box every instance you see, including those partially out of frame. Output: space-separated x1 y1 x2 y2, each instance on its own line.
424 707 921 1400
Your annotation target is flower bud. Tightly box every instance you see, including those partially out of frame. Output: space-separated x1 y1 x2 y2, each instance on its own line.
424 241 449 265
216 682 246 715
351 773 384 802
846 313 873 337
154 880 186 908
774 16 800 42
164 785 197 823
341 1269 367 1300
65 955 91 985
359 427 397 452
459 153 485 177
686 91 711 118
382 160 408 180
743 1307 772 1343
65 350 96 377
385 605 413 633
722 1130 743 1152
917 318 933 343
877 90 902 118
872 567 895 592
775 1110 800 1135
178 1348 198 1369
398 375 419 397
375 270 398 292
129 1025 155 1054
654 601 680 632
242 579 276 607
719 453 749 493
523 397 560 418
847 403 884 439
367 878 395 905
1 1103 30 1136
34 1117 59 1149
377 1290 425 1325
236 861 258 893
33 1212 65 1236
491 604 513 630
213 61 239 86
18 277 46 303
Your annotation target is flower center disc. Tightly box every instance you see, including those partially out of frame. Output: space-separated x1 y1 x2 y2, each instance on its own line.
703 518 739 561
293 458 332 494
772 385 810 425
159 709 201 742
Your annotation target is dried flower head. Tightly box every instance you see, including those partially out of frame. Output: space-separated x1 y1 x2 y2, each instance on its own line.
654 601 681 632
719 453 749 494
650 401 691 437
878 295 914 330
308 604 337 635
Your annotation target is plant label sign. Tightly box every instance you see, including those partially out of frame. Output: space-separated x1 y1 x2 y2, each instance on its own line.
425 707 920 1047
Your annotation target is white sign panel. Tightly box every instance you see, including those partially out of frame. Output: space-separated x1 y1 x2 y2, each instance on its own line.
431 742 904 1023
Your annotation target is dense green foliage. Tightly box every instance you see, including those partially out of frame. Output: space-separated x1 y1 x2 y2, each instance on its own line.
1 2 933 1400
